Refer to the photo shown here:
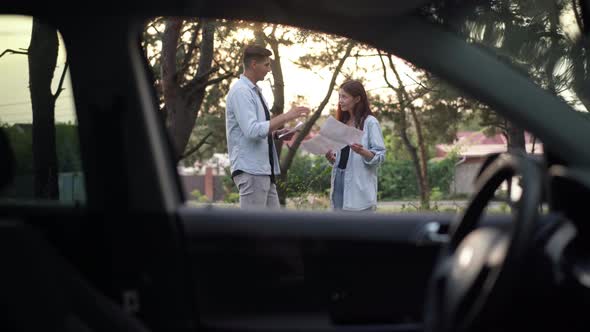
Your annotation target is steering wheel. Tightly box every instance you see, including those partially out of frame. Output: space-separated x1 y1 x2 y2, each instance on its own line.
423 153 543 332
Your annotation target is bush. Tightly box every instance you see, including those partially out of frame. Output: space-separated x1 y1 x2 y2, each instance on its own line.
281 153 331 198
224 192 239 203
378 159 418 200
428 153 458 197
2 123 82 175
430 187 444 201
190 189 210 203
378 153 458 200
287 193 330 210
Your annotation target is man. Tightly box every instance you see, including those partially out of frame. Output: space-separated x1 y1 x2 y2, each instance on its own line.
225 45 309 209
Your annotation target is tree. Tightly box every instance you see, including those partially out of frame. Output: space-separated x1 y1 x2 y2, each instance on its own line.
423 0 590 151
277 38 355 205
253 23 290 158
376 52 435 208
1 18 68 199
148 17 234 163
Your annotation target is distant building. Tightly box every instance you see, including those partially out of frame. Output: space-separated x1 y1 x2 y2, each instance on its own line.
436 131 542 194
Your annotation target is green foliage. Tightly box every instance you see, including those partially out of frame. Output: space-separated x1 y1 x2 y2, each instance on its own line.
378 152 458 200
287 194 330 210
55 123 82 172
430 187 444 201
279 152 331 198
2 123 82 175
378 158 418 200
221 166 238 197
182 112 226 167
424 0 590 133
428 152 459 197
223 192 239 203
190 189 210 203
2 123 33 175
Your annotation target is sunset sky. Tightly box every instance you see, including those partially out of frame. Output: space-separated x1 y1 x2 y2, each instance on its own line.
0 15 75 124
1 15 418 126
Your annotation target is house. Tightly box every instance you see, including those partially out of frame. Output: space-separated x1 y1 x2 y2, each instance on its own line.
436 131 543 194
177 153 231 202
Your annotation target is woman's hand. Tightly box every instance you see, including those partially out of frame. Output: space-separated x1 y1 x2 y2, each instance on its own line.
350 143 375 159
325 150 336 164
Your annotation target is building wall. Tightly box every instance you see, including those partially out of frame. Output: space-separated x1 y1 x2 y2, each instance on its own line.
451 160 483 194
180 172 226 201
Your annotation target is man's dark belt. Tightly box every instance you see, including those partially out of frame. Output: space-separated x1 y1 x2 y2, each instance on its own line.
231 169 244 178
231 170 275 183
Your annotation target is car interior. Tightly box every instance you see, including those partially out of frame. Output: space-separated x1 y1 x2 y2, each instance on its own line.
2 0 590 332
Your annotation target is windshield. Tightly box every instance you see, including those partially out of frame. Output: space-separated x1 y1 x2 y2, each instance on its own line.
419 0 590 116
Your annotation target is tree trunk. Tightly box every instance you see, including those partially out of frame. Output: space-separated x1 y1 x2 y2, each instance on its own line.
254 26 286 158
389 58 430 209
179 20 216 159
268 33 286 158
277 43 353 205
506 121 525 152
28 18 59 199
161 18 217 162
161 17 183 155
409 107 430 209
397 118 425 205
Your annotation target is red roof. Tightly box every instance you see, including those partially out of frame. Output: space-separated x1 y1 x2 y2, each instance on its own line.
436 131 543 159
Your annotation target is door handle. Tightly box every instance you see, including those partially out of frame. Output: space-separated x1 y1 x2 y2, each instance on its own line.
416 221 449 245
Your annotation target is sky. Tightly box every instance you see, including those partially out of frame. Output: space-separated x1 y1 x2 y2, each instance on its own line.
225 26 415 113
1 14 415 125
0 15 76 124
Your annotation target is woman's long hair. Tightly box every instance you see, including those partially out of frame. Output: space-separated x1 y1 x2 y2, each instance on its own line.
335 80 373 130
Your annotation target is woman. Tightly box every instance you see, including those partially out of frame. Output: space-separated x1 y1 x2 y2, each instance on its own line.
325 80 386 212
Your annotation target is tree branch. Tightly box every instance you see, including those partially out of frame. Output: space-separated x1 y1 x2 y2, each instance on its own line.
572 0 584 35
181 131 213 160
184 72 234 105
204 72 234 86
184 66 217 91
148 23 163 36
53 61 69 100
280 42 354 175
0 48 28 59
213 57 234 75
351 53 384 58
181 22 202 73
389 54 417 108
377 50 396 91
404 72 440 93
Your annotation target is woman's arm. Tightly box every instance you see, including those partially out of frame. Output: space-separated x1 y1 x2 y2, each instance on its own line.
361 119 386 165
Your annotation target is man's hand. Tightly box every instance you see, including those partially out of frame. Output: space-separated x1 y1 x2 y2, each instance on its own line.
274 128 296 141
286 106 310 121
269 106 310 133
325 150 336 164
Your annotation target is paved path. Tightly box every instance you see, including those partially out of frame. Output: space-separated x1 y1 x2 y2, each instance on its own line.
378 200 504 210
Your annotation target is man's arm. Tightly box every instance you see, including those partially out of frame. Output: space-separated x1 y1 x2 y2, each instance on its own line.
268 105 310 133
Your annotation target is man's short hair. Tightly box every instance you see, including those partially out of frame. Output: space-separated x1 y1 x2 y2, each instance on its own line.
243 45 272 68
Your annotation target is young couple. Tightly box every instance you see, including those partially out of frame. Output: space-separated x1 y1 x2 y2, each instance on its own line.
225 45 386 212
